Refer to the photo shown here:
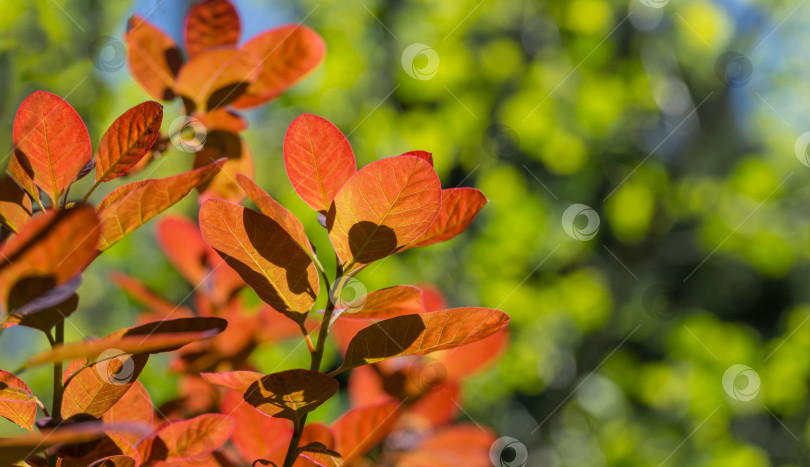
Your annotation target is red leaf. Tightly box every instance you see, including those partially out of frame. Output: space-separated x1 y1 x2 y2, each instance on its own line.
199 199 319 321
87 455 138 467
12 91 92 204
236 173 315 257
334 308 510 373
337 285 425 320
395 424 496 467
200 371 262 392
0 370 37 432
221 390 290 463
125 15 183 100
408 188 487 249
283 114 356 214
184 0 241 58
146 414 235 463
96 159 225 250
231 25 325 108
0 423 143 465
58 432 141 467
175 49 260 112
332 402 400 463
243 370 338 421
61 355 148 419
102 381 154 445
0 174 32 233
0 206 100 311
95 101 164 182
7 152 41 206
111 272 192 318
434 329 508 380
298 442 343 467
328 156 441 272
399 150 433 167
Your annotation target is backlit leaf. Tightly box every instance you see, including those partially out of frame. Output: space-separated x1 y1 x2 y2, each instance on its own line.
201 371 262 392
0 371 36 432
12 91 92 204
4 276 80 332
111 273 191 318
328 156 441 272
221 390 290 463
87 456 138 467
194 131 253 204
298 443 343 467
125 15 183 100
184 0 241 58
0 206 100 311
0 174 32 233
61 356 148 419
102 381 153 445
283 114 355 214
395 424 495 467
199 199 319 321
95 102 164 183
58 432 140 467
243 370 338 421
332 402 400 463
231 25 325 108
144 414 234 463
175 49 260 112
237 174 314 256
97 159 225 250
334 308 510 373
337 285 424 320
399 150 433 167
407 188 487 249
7 154 40 206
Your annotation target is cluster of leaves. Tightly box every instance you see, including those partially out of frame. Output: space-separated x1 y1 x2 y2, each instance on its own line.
0 85 508 466
124 0 325 203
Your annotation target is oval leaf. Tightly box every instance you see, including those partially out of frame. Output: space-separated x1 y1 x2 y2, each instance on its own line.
408 188 487 249
4 276 81 332
298 443 343 467
146 414 234 463
334 308 509 373
95 101 164 183
332 402 400 463
184 0 241 58
125 15 183 100
221 390 290 463
175 49 260 112
0 174 32 233
97 159 225 250
283 114 356 214
199 199 319 321
231 25 325 108
244 370 338 421
102 381 153 446
0 206 100 312
399 150 433 167
13 91 92 204
0 371 36 433
328 156 441 271
61 356 148 419
337 285 424 320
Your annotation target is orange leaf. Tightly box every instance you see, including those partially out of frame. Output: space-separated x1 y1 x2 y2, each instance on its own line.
125 15 183 101
0 174 32 233
7 153 41 206
22 317 227 368
200 371 262 392
399 150 433 167
408 188 487 249
111 272 191 318
184 0 240 58
0 206 100 312
221 390 290 463
87 455 138 467
199 199 319 321
283 114 355 214
175 49 260 112
95 101 164 183
332 402 400 463
334 308 509 373
237 173 314 257
96 159 225 250
102 381 153 446
337 285 424 320
3 276 80 332
194 131 253 204
145 414 234 463
298 443 343 467
0 371 36 433
58 432 141 467
243 370 338 421
231 25 325 108
328 156 441 272
395 424 496 467
61 356 148 419
434 329 508 380
12 91 92 204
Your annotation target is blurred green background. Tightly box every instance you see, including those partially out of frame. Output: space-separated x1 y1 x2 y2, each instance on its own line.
1 0 808 465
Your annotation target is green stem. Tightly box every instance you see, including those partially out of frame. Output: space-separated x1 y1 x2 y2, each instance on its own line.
47 321 64 467
80 179 101 205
